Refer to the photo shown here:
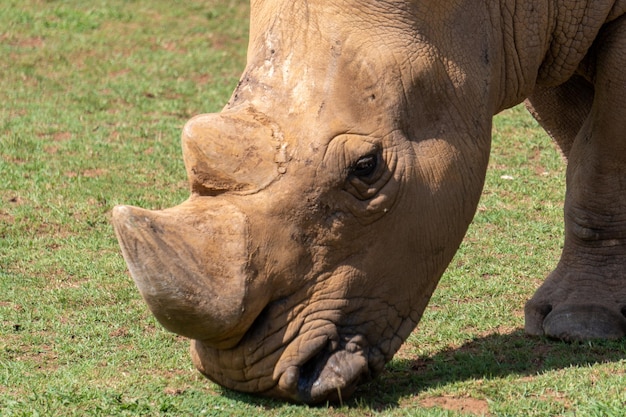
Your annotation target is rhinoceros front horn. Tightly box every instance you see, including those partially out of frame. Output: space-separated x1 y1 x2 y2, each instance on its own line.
112 108 283 349
111 198 266 349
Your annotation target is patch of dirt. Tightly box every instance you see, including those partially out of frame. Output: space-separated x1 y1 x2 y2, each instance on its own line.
109 68 130 78
4 338 59 372
7 196 24 205
53 132 72 142
65 169 108 178
473 326 520 339
82 168 108 178
44 145 59 154
533 389 571 408
158 40 187 54
420 395 490 416
109 327 130 338
207 33 243 51
0 210 14 224
0 302 24 312
193 73 214 86
163 387 186 396
50 276 88 290
4 35 45 48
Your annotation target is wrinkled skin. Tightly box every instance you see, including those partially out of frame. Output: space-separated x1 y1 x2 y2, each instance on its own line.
112 0 626 404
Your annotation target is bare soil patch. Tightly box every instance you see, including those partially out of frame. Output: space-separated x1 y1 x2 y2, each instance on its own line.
420 395 490 416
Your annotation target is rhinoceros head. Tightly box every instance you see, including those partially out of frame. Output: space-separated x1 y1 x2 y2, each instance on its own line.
112 0 494 403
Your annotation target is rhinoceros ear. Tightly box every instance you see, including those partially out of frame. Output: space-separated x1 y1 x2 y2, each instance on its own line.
181 108 284 195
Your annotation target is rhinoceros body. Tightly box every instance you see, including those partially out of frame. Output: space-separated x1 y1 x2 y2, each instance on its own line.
112 0 626 403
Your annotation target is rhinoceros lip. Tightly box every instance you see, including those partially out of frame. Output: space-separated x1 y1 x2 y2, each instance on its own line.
274 332 371 404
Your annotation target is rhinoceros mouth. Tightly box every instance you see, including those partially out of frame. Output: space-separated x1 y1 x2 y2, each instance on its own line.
296 340 371 403
271 327 378 404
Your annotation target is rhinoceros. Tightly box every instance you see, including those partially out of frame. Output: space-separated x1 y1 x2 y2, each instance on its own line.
111 0 626 404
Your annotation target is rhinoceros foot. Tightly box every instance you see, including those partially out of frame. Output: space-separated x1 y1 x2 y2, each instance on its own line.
525 269 626 341
541 304 626 341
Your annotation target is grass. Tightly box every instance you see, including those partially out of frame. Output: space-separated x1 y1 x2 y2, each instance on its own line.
1 1 625 416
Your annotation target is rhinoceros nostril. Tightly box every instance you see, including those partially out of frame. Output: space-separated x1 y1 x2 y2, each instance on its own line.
621 306 626 318
297 346 331 396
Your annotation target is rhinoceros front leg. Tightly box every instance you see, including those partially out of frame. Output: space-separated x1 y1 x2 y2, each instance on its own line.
525 19 626 340
525 74 594 159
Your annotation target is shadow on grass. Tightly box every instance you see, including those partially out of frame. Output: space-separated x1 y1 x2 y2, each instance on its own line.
353 329 626 410
222 329 626 410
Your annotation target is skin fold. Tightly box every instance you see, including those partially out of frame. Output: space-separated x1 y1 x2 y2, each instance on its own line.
112 0 626 404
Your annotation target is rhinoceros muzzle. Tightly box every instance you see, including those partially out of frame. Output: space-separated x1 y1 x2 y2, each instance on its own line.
292 337 371 403
112 198 263 350
270 325 364 400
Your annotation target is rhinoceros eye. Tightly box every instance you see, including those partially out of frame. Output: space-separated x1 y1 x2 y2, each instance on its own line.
351 154 378 178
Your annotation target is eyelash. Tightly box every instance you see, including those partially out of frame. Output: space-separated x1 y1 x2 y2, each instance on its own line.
350 154 378 177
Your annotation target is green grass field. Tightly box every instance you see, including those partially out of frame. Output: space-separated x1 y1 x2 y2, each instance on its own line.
1 1 625 416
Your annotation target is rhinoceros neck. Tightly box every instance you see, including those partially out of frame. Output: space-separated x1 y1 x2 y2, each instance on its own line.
489 0 626 112
534 0 626 84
